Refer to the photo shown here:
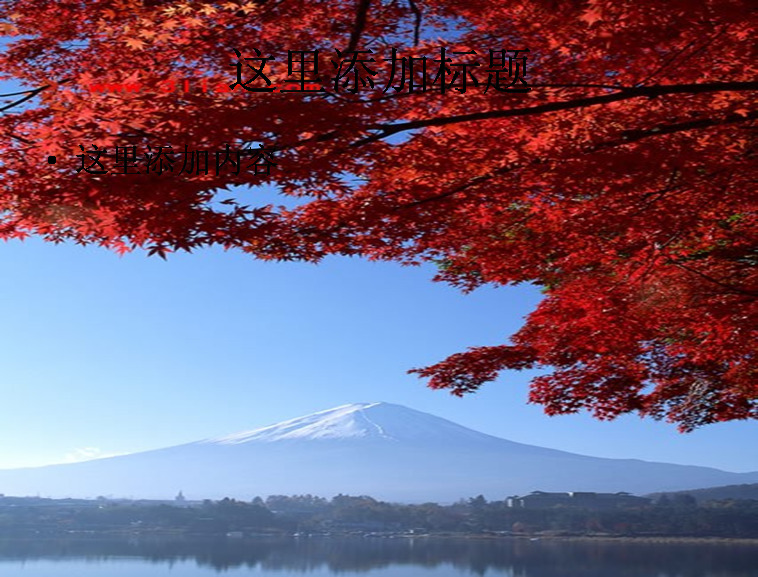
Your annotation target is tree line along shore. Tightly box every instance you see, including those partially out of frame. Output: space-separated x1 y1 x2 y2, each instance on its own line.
1 493 757 539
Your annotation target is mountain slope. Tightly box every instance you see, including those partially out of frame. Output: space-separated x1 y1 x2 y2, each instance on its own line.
648 483 758 503
1 402 757 502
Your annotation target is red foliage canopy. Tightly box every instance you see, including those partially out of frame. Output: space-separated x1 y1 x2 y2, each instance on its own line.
0 0 755 430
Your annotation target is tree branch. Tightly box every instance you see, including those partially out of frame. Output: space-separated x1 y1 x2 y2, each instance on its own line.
345 0 372 54
596 111 758 149
353 81 758 146
391 109 754 212
0 78 73 113
635 27 725 87
666 258 758 298
0 85 49 112
407 0 422 47
395 162 522 209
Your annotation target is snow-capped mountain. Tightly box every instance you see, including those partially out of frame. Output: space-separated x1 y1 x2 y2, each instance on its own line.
204 402 505 444
1 402 757 502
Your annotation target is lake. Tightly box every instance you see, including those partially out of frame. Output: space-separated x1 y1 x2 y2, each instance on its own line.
0 536 756 576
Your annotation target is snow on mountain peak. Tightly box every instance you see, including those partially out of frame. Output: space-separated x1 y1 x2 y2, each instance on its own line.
202 402 503 446
205 402 393 444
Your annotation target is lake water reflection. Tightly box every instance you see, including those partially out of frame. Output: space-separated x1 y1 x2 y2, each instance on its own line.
0 536 756 576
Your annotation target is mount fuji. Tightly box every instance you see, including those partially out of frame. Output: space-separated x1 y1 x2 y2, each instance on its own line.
2 402 757 502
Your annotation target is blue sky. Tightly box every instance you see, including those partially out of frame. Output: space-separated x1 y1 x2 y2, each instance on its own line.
0 236 756 474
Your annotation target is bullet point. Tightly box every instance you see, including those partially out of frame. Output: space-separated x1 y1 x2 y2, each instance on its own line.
47 156 56 164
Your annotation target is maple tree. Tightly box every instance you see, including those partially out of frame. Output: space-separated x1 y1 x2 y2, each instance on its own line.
0 0 755 430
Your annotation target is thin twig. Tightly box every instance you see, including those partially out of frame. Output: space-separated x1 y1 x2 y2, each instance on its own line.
346 0 372 53
407 0 422 46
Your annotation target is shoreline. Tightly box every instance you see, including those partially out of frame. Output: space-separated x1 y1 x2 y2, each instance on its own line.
5 532 758 546
504 535 758 545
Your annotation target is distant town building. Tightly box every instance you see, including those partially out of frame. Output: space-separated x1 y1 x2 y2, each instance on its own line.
174 491 188 507
506 491 650 509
